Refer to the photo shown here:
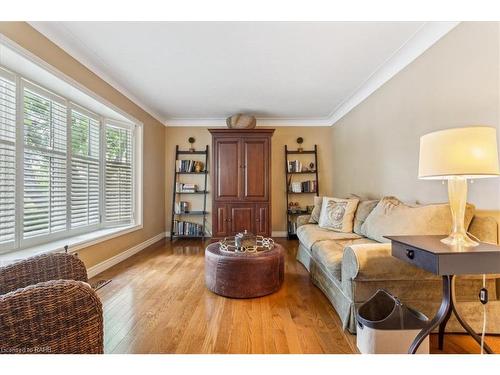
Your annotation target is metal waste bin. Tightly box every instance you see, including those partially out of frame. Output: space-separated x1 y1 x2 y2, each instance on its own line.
356 289 429 354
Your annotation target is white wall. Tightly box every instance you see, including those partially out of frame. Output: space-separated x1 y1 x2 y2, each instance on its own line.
330 22 500 212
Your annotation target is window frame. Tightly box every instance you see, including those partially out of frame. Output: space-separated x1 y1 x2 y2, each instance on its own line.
0 67 17 252
104 119 137 228
20 79 69 245
0 63 143 255
69 103 102 231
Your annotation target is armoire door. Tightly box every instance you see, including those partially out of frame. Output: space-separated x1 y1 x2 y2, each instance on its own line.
214 138 241 201
242 137 269 201
255 204 269 236
213 204 229 237
229 204 255 235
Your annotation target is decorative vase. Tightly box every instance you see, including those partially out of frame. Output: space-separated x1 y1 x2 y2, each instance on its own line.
235 230 256 249
226 114 256 129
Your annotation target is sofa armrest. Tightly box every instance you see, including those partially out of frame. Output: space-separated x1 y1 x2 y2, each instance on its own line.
341 243 436 283
0 253 88 295
0 280 103 354
296 215 311 228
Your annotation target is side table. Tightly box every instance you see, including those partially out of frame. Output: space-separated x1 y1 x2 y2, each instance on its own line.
387 235 500 354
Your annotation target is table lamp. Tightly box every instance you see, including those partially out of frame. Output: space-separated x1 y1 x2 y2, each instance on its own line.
418 126 500 247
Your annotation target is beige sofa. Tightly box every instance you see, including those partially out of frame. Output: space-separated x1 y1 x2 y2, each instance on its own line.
295 202 500 334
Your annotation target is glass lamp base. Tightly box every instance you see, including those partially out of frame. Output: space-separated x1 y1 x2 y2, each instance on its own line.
441 231 478 248
443 176 479 248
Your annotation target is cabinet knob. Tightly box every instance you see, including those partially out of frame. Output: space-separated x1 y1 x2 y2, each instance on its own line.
406 249 415 260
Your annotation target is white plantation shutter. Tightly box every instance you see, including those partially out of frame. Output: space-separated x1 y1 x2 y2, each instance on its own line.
71 109 100 228
0 63 140 254
0 73 16 246
23 86 67 239
105 123 133 224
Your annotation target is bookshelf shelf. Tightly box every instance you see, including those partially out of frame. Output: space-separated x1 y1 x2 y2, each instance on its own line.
170 145 209 241
287 210 309 215
176 150 207 155
175 171 208 175
174 211 209 216
285 145 319 240
175 191 208 194
171 234 206 239
286 150 316 155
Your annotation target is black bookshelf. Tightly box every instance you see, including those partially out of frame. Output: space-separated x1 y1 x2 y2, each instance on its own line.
170 145 209 241
285 145 319 240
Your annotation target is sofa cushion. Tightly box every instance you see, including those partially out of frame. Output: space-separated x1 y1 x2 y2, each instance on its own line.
353 199 379 235
311 238 376 281
361 196 475 243
318 197 359 232
296 224 362 250
468 216 499 244
308 196 323 223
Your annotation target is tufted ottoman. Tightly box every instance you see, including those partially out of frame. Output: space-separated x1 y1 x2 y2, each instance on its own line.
204 242 285 298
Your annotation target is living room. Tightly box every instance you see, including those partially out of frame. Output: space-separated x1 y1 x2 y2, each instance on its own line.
1 1 500 372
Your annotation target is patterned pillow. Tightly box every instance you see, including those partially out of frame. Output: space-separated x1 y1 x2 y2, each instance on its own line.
318 197 360 233
308 196 323 223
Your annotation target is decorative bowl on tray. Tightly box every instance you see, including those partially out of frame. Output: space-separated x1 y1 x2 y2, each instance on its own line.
219 230 274 255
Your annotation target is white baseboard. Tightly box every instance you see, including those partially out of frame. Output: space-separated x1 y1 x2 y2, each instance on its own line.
167 231 288 238
87 232 166 278
87 229 290 278
272 231 288 238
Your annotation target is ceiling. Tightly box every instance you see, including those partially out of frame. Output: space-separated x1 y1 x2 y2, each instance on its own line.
29 22 458 126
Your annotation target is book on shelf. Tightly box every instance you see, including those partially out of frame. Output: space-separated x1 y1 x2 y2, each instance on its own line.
301 180 317 193
176 160 205 173
291 182 302 193
289 180 317 193
287 160 303 173
173 220 203 236
288 221 297 235
174 201 189 214
175 182 198 193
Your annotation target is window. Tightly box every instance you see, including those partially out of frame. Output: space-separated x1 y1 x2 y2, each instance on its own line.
0 72 16 247
105 123 134 225
23 86 68 239
0 65 141 254
71 108 100 228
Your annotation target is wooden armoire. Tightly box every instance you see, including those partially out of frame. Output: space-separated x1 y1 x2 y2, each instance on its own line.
209 128 274 238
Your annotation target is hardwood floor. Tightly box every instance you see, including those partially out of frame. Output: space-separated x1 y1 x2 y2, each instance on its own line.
90 238 500 354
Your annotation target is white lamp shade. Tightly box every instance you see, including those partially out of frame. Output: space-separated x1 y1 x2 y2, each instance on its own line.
418 126 500 179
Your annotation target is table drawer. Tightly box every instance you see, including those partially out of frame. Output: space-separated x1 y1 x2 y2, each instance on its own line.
391 241 438 274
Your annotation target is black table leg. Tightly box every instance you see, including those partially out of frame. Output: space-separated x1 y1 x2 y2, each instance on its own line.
438 305 452 350
409 275 494 354
450 276 493 354
409 275 452 354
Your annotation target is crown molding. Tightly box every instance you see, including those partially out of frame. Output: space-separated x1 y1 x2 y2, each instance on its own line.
28 22 167 126
30 21 459 129
165 116 333 127
326 21 460 125
166 22 459 128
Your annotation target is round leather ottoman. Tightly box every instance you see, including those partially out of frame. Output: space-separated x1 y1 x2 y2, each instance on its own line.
205 242 285 298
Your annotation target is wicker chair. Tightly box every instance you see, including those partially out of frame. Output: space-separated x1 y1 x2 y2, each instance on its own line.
0 253 103 354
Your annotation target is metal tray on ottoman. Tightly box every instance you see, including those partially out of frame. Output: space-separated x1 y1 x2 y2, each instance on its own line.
204 242 285 298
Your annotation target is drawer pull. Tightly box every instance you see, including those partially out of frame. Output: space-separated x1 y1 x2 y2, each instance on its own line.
406 249 415 260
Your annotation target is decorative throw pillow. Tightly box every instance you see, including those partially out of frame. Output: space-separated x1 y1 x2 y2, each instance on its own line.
318 197 360 233
308 196 323 223
353 199 380 235
360 196 476 243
